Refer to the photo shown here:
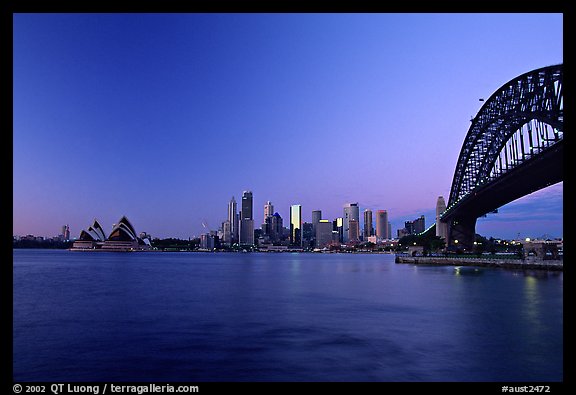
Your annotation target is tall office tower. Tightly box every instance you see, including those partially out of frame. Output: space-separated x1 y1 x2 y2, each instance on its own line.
61 224 70 241
239 219 254 245
241 191 253 220
348 218 360 242
262 201 274 237
316 220 334 249
270 213 283 241
343 203 359 243
388 223 392 240
290 204 302 246
436 196 448 240
334 217 344 243
405 220 415 235
363 209 373 240
264 201 274 222
239 191 254 245
312 210 322 233
222 220 231 244
228 197 238 243
413 215 425 234
302 222 314 246
376 210 388 240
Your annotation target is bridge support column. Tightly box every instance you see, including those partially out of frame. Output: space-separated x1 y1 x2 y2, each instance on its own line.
447 216 477 251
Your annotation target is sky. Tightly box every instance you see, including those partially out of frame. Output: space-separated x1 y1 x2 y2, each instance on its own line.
13 13 563 240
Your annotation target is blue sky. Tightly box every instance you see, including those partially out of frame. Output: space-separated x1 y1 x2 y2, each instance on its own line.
13 13 563 240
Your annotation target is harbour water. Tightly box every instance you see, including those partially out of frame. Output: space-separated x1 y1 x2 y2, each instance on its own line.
13 249 563 382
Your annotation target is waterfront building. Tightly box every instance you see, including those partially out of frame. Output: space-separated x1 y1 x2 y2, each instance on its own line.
302 222 314 247
103 216 144 250
200 233 216 250
264 201 274 222
348 218 360 242
265 212 284 242
228 197 238 244
343 203 359 243
312 210 322 233
290 204 302 246
376 210 388 240
363 209 373 240
239 191 254 246
60 225 70 241
72 216 150 251
405 221 415 235
87 219 107 241
316 220 334 249
262 201 274 238
241 191 253 221
436 196 448 240
414 215 425 234
222 220 231 244
404 216 425 235
333 217 344 243
388 223 392 240
239 219 254 246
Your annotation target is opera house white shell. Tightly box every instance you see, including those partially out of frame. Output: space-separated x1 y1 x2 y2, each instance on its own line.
71 216 150 251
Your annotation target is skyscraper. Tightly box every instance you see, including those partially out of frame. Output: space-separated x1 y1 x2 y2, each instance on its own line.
348 218 360 242
334 217 344 243
239 220 254 246
241 191 253 220
405 220 415 235
414 215 425 234
363 209 373 240
343 203 359 243
61 224 70 241
228 197 238 244
262 201 274 237
316 220 333 249
312 210 322 234
290 204 302 246
436 196 448 240
239 191 254 245
269 212 283 242
264 201 274 222
222 220 231 244
302 222 314 246
376 210 388 240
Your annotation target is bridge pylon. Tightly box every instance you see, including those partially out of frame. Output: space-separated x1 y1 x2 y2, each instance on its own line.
446 216 476 250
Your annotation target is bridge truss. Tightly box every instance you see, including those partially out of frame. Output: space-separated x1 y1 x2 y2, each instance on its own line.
441 64 563 248
446 64 563 212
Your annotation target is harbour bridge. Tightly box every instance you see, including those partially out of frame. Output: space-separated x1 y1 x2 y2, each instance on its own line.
438 64 563 249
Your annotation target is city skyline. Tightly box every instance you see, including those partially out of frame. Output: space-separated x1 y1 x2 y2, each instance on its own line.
13 13 563 240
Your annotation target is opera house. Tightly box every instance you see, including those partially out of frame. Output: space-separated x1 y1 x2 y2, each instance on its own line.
71 216 151 251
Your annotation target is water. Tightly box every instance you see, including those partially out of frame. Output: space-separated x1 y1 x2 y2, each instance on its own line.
13 249 563 382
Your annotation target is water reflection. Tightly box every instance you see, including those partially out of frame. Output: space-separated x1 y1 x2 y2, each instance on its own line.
13 250 563 382
453 266 484 276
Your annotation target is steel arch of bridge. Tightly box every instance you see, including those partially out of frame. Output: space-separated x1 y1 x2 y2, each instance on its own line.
446 64 563 212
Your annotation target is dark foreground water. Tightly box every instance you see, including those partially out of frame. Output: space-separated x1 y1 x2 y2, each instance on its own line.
13 249 563 382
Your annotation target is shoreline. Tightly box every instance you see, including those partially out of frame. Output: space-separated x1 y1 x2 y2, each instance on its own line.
395 255 563 271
